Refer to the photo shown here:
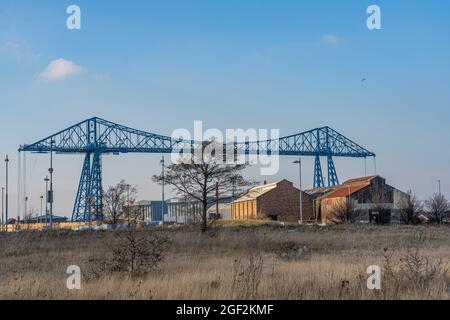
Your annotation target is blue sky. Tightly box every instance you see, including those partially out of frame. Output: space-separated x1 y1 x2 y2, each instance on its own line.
0 0 449 217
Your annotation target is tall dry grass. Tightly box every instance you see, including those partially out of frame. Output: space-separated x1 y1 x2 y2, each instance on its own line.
0 224 449 300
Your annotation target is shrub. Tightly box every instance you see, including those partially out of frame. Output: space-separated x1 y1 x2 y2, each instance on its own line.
88 230 169 279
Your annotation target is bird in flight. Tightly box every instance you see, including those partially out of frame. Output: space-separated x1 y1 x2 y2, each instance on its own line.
361 78 367 82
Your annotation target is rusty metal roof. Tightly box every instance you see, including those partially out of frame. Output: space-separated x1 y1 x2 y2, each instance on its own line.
322 184 369 199
308 176 378 200
342 176 377 186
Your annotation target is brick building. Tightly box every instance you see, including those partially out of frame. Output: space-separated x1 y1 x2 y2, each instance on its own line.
232 180 313 223
306 176 409 224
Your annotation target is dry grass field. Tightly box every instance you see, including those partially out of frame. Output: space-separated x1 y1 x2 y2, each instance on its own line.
0 223 449 300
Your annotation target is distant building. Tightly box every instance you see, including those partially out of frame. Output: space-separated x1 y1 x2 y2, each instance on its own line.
24 214 68 224
132 200 168 223
232 180 314 223
166 198 203 224
166 196 234 224
305 176 410 224
207 202 232 220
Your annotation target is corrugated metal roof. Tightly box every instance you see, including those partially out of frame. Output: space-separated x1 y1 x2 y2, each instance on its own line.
306 176 378 200
234 180 294 202
304 186 337 196
321 176 379 199
323 184 368 199
342 176 377 186
234 182 278 202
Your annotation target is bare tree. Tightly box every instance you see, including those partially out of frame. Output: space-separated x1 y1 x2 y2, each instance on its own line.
103 180 138 228
425 193 448 225
399 190 423 224
153 142 253 232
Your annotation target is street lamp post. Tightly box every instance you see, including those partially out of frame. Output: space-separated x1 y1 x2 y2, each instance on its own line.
44 176 49 225
1 187 4 232
323 177 327 225
160 156 165 225
5 155 9 233
293 158 303 224
125 184 131 225
49 140 55 229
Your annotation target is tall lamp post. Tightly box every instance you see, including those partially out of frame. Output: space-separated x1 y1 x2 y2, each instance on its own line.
323 177 327 225
160 156 165 225
125 183 131 225
1 187 4 232
49 140 55 229
44 176 49 225
5 155 9 233
293 158 303 224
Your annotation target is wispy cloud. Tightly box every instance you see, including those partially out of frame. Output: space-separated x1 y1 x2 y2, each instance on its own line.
322 34 345 45
4 40 41 61
39 58 84 81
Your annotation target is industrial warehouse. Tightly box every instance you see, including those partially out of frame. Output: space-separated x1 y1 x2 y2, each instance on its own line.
143 175 410 226
97 175 410 226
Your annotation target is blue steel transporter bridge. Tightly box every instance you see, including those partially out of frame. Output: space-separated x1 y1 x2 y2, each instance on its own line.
19 117 375 222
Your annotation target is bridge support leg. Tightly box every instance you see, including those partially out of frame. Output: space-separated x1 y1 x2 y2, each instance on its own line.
71 152 104 222
327 155 339 187
72 153 91 222
314 155 324 189
88 151 103 222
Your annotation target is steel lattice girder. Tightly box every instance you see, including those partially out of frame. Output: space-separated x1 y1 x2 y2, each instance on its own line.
72 153 91 222
327 155 340 187
314 155 325 189
19 117 375 157
71 152 103 222
19 117 376 222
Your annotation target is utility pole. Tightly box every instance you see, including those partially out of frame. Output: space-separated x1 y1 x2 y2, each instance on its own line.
5 155 9 233
438 179 441 195
160 156 165 225
44 176 49 225
293 158 303 224
49 140 55 229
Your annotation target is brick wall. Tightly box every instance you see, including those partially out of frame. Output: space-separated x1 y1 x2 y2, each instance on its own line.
257 180 314 222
